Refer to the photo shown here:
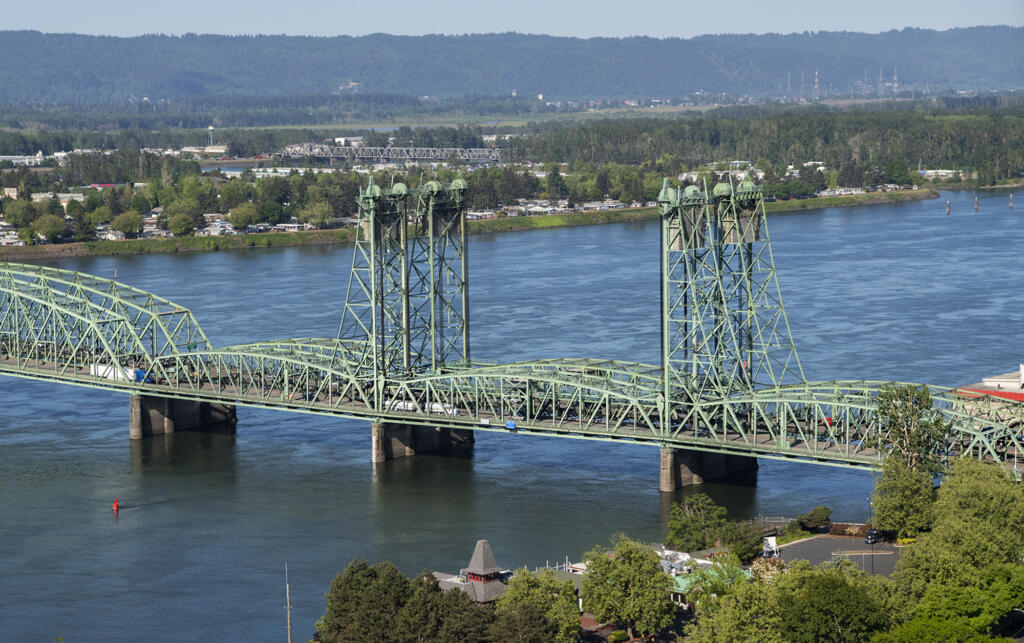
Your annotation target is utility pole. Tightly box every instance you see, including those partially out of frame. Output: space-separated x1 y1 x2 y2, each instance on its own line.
285 563 292 643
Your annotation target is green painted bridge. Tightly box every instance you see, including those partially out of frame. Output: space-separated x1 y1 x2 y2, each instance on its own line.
1 177 1021 488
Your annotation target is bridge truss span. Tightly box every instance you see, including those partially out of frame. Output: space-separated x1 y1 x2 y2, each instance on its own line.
280 143 502 163
0 262 209 386
1 175 1023 483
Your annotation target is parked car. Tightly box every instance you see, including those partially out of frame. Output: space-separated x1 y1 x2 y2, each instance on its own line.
865 528 879 544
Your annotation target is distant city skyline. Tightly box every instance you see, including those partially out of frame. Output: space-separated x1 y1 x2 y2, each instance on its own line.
4 0 1022 38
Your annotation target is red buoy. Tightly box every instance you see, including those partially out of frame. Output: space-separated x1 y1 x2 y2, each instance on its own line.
112 498 119 512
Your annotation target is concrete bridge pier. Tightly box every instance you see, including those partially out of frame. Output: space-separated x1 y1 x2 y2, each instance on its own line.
130 394 237 439
371 422 475 462
659 448 758 491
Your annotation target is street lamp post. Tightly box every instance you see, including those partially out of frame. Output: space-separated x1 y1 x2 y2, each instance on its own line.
866 496 875 575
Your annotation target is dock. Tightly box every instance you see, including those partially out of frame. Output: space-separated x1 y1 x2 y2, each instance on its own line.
958 366 1024 402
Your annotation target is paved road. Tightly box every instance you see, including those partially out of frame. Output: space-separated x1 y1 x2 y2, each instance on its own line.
778 535 901 576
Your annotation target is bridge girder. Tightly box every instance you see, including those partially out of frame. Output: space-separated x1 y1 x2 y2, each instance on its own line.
1 262 208 385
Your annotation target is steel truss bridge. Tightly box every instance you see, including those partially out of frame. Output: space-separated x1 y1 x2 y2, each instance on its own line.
279 143 502 163
1 176 1021 479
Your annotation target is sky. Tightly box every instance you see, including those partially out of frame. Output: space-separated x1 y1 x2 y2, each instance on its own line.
4 0 1023 38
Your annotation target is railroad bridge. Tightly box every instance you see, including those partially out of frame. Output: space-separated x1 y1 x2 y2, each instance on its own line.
279 143 502 163
1 177 1021 489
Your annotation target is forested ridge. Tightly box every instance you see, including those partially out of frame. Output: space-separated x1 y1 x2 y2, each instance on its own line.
0 27 1020 103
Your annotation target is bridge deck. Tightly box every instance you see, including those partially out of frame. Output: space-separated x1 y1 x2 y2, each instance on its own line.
4 352 1021 474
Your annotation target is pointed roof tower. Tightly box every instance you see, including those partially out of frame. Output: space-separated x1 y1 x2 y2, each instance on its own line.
466 539 501 576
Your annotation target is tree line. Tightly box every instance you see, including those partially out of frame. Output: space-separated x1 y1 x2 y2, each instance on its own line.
507 108 1024 183
0 94 566 132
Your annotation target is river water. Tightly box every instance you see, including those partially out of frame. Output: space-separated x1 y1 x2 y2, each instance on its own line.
1 189 1020 640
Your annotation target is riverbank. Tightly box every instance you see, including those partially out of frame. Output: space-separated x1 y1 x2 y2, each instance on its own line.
0 188 939 261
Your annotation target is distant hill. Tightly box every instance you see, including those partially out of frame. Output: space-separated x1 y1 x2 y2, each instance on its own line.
0 27 1020 103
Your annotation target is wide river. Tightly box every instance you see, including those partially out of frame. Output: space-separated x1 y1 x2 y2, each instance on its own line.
1 189 1020 640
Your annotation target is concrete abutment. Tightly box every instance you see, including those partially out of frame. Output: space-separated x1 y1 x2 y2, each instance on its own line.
659 447 758 491
371 422 475 462
129 394 237 439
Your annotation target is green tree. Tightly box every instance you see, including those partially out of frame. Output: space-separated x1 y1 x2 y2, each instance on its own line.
168 213 194 236
316 559 375 642
82 190 101 213
435 588 493 643
87 205 113 227
685 577 784 643
893 459 1024 604
546 167 568 198
666 493 727 552
489 601 556 643
719 521 765 564
45 193 62 215
65 200 93 241
773 560 890 642
595 167 611 196
258 200 284 224
909 564 1024 635
180 175 217 213
871 458 935 538
31 213 66 241
872 384 950 474
495 569 579 643
685 555 750 604
582 535 675 639
872 616 994 643
218 179 252 211
103 186 126 215
130 192 152 214
111 211 144 237
796 505 832 531
165 196 202 229
228 202 260 229
17 226 36 245
393 572 443 643
296 199 333 228
315 560 412 643
4 199 39 228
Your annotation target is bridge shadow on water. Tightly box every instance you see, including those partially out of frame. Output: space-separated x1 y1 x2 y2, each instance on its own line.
656 469 760 528
128 428 238 476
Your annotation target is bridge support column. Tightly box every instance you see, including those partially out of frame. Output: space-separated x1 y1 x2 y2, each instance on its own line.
130 395 236 439
371 422 475 462
659 448 758 491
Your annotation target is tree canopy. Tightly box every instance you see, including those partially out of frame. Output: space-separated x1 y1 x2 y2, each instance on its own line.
872 457 935 538
167 213 194 236
31 213 66 241
666 493 727 552
582 535 675 639
892 459 1024 604
110 211 144 236
873 383 950 474
494 569 579 643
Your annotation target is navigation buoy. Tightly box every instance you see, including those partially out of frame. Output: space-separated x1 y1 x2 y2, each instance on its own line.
112 498 119 512
945 200 950 214
974 196 979 211
1010 194 1014 210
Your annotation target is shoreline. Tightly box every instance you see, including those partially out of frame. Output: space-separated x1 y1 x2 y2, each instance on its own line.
0 188 940 261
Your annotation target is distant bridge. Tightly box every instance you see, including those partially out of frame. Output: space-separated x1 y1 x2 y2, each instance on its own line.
279 143 502 163
1 176 1021 489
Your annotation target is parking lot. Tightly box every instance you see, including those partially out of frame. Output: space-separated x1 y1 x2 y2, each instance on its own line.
778 535 901 576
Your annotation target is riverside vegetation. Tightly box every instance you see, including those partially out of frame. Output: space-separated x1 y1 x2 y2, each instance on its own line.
311 385 1024 642
0 188 939 261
